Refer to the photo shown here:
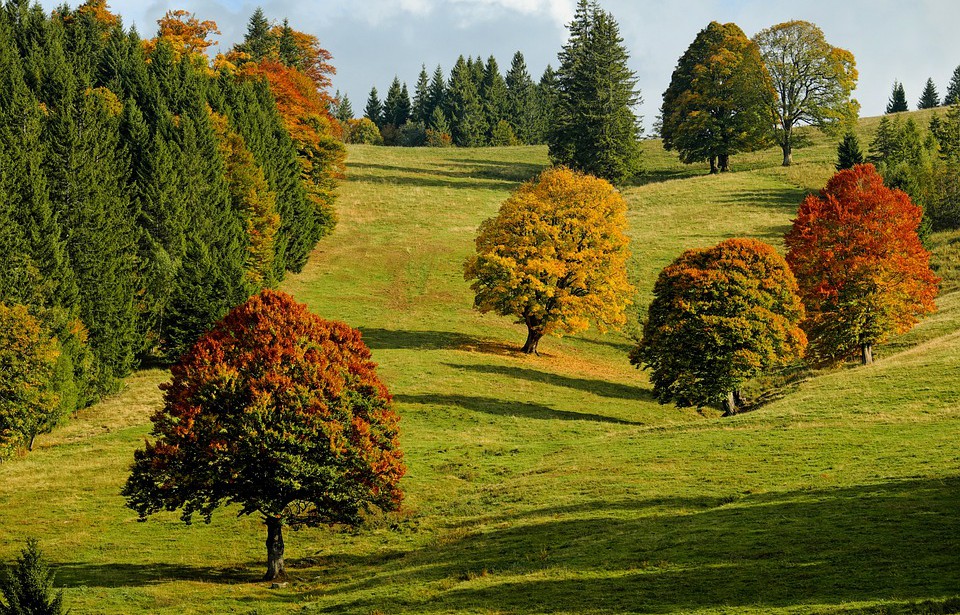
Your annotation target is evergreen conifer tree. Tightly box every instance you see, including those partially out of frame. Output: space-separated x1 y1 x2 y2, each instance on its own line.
336 92 353 122
533 65 558 144
549 0 642 182
480 55 508 141
428 64 446 121
836 132 865 170
946 65 960 106
448 55 485 147
0 539 65 615
429 105 451 136
886 80 908 113
364 86 383 127
869 115 904 164
412 65 430 124
277 19 300 68
505 51 537 144
918 77 940 109
383 77 409 127
239 7 275 61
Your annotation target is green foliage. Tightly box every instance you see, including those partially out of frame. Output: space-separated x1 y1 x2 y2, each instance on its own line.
480 55 508 141
448 55 485 147
237 7 276 61
661 21 775 172
344 117 383 145
837 132 865 170
489 119 518 146
946 65 960 106
505 52 537 144
549 0 641 182
411 65 430 124
364 86 382 127
334 91 353 122
632 239 806 413
382 76 410 130
398 120 427 147
887 80 909 113
0 539 64 615
918 78 940 110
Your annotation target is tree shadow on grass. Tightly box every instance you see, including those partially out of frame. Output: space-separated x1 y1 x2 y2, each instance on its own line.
717 187 807 212
395 393 645 426
53 562 260 587
309 476 960 613
444 363 654 403
348 160 545 187
358 328 517 356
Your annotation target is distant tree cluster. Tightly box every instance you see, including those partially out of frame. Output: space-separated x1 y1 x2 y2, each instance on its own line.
0 2 344 457
884 67 960 112
355 52 556 148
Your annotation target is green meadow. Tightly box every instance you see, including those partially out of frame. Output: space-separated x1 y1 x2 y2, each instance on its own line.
1 110 958 614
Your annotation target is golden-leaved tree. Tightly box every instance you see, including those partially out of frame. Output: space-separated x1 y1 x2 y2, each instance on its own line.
464 167 634 354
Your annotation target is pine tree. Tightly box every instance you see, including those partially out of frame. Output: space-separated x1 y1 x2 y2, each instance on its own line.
869 115 903 164
364 86 383 127
0 539 65 615
836 132 864 170
411 65 430 124
277 19 300 68
336 92 353 122
505 51 537 144
918 77 940 109
427 64 446 121
549 0 642 182
383 77 409 128
946 65 960 106
239 7 275 61
533 65 558 144
886 80 908 113
429 105 450 135
447 55 485 147
480 55 508 141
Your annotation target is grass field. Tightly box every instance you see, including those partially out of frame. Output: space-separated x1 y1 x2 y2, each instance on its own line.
1 111 958 614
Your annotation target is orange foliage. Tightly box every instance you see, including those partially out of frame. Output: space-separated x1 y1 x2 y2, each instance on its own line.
76 0 119 27
272 26 336 88
785 164 939 362
144 10 219 66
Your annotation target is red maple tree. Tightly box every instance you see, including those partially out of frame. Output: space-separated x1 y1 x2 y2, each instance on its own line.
785 164 939 364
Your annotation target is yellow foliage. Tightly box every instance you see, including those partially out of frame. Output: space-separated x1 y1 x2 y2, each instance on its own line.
464 167 634 352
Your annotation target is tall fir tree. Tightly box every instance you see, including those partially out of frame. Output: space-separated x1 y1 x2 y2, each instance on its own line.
836 133 865 170
918 77 940 109
887 80 908 113
382 77 410 127
448 55 485 147
336 92 354 121
480 55 508 141
277 19 300 68
505 51 537 144
428 64 446 121
549 0 642 182
533 65 559 145
946 65 960 106
364 85 383 127
239 7 276 61
411 65 430 124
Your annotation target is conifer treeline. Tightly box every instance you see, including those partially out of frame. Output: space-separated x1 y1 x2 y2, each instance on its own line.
0 0 344 433
348 52 558 147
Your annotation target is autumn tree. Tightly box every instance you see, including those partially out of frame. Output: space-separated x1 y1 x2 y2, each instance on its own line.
147 10 220 64
918 77 940 110
123 290 406 581
785 164 939 365
661 21 774 173
754 20 858 166
886 80 908 113
549 0 641 182
464 167 634 354
631 239 806 415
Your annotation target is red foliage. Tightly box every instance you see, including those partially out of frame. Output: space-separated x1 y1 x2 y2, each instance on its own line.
124 289 405 528
785 164 939 361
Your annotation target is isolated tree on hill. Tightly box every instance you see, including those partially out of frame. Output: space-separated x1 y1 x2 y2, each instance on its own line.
946 65 960 106
754 20 859 166
549 0 641 182
886 81 908 113
661 21 775 173
411 65 430 124
364 86 383 127
785 164 939 365
631 239 806 415
464 167 634 354
0 539 65 615
836 132 864 170
918 77 940 109
505 51 537 143
448 55 485 147
123 290 406 581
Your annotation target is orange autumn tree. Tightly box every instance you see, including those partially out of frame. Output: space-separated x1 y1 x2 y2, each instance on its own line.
464 167 634 354
123 290 405 581
144 10 220 70
785 164 939 365
631 239 806 415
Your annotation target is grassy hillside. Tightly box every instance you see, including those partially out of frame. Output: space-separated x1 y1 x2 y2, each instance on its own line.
1 111 958 614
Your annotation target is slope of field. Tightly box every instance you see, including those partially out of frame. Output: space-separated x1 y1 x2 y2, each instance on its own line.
0 112 958 614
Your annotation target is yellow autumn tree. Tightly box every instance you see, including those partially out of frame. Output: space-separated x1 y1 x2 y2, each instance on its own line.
464 167 634 354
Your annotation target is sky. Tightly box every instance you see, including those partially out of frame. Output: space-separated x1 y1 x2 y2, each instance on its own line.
39 0 960 129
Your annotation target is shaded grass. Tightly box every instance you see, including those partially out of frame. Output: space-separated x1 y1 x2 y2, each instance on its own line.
1 111 958 614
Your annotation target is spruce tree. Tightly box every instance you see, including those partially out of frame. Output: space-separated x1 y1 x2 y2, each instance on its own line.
448 55 485 147
428 64 446 121
549 0 642 182
364 86 383 127
946 65 960 106
869 115 903 164
918 77 940 109
0 539 65 615
383 77 409 128
505 51 537 144
429 105 451 136
411 65 430 124
533 65 558 144
886 80 908 113
277 19 300 68
239 7 275 61
336 92 353 122
480 55 508 141
836 132 864 170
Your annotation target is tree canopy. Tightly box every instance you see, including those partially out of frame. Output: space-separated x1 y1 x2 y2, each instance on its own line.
464 166 634 355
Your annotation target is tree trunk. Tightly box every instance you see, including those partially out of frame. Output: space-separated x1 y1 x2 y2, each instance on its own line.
781 142 793 166
521 326 543 355
734 389 745 409
723 391 738 417
718 154 730 172
709 156 718 174
861 344 874 365
28 432 37 451
264 516 285 581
